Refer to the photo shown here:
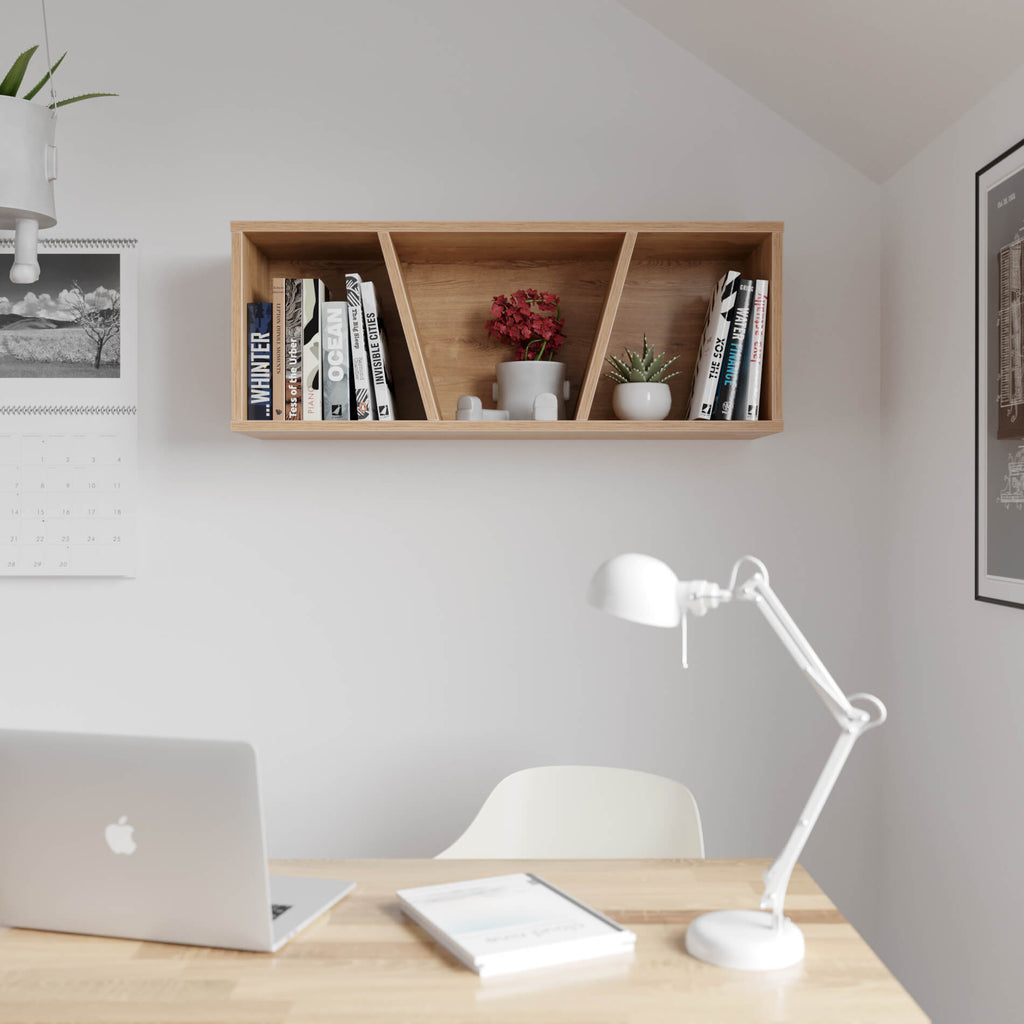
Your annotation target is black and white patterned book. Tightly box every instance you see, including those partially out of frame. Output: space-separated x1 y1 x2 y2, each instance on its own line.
301 279 325 421
687 270 740 420
346 273 375 421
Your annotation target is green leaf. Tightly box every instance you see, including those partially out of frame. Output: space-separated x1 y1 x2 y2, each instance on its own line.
50 91 118 109
23 51 65 100
607 354 631 379
0 46 38 97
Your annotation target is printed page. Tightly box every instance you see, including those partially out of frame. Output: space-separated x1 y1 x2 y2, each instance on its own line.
402 874 620 959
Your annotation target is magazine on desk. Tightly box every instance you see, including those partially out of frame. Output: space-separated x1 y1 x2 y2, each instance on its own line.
397 873 636 978
0 238 137 576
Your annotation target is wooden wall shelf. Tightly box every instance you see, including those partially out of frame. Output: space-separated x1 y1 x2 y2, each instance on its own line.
231 221 783 439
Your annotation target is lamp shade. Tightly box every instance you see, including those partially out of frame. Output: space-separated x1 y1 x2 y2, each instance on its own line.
587 553 681 628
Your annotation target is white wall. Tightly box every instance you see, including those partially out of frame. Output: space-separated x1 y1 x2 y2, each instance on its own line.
879 62 1024 1024
2 0 883 939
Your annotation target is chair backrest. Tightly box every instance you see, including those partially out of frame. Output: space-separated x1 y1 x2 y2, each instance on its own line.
437 765 704 859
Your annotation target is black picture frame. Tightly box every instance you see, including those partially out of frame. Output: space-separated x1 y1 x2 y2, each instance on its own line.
976 135 1024 608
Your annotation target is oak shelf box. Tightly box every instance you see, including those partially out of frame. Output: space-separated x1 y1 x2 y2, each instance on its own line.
231 221 783 439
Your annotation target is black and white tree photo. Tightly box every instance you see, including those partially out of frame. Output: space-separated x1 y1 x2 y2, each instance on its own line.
0 253 121 378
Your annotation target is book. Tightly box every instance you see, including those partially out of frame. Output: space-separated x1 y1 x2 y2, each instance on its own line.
686 270 740 419
321 300 351 420
361 280 397 421
396 873 636 978
346 273 375 420
712 278 754 420
246 302 273 420
271 278 285 419
301 279 326 421
734 279 768 421
283 278 303 420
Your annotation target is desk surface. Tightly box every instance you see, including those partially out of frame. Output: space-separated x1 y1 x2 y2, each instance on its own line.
0 858 927 1023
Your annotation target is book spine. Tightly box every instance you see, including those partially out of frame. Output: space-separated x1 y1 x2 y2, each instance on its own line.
736 279 769 421
321 300 351 420
301 279 325 421
283 278 303 420
712 278 754 420
246 302 273 420
686 271 740 419
346 273 375 420
271 278 285 419
361 281 397 421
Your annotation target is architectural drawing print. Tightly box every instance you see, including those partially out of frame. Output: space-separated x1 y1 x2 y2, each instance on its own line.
1000 445 1024 509
997 237 1024 438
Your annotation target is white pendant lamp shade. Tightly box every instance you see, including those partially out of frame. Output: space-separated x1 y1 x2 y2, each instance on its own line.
0 95 57 284
587 553 681 628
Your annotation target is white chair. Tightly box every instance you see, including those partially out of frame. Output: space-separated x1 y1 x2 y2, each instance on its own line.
437 765 704 859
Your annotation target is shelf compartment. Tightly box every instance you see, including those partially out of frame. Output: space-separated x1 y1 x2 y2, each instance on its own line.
586 228 782 424
231 228 427 423
388 230 627 421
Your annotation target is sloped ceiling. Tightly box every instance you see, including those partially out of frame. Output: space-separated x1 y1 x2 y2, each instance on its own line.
618 0 1024 181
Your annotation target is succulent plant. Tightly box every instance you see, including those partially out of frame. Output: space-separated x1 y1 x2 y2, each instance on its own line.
605 333 680 384
1 45 116 108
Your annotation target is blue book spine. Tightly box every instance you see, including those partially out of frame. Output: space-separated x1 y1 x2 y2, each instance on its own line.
247 302 273 420
712 279 754 420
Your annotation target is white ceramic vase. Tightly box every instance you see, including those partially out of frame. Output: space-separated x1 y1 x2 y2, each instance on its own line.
494 360 569 420
612 382 672 421
0 96 57 283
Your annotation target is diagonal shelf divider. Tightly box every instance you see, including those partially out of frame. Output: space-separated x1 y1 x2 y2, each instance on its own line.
575 231 637 420
378 231 440 420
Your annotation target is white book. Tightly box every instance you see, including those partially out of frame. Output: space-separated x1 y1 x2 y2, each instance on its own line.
321 300 351 420
735 278 768 421
361 280 397 421
687 270 740 420
397 873 636 978
346 273 375 421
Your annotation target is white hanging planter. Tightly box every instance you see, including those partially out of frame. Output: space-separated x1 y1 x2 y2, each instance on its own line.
0 94 57 283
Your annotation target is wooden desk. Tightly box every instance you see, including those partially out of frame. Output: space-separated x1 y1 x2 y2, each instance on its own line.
0 859 927 1023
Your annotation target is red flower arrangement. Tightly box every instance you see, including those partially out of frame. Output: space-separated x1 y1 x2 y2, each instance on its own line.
484 288 566 361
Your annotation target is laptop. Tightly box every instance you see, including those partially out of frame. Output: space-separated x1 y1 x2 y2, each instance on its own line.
0 729 355 952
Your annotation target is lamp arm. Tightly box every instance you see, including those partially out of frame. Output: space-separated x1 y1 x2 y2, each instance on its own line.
731 568 887 929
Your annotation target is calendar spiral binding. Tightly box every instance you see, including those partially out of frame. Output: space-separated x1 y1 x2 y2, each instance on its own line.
0 404 137 416
0 237 137 250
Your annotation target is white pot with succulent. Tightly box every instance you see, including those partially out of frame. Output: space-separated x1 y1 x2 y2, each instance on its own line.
605 334 680 420
0 44 115 283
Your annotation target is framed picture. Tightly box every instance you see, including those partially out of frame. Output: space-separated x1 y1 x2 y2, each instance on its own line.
977 137 1024 607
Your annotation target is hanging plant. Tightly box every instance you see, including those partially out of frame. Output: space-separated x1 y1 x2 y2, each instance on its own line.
0 45 115 108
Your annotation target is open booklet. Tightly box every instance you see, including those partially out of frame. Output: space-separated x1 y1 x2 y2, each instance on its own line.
397 873 636 978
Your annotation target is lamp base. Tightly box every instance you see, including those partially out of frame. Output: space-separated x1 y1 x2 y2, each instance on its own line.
685 910 805 971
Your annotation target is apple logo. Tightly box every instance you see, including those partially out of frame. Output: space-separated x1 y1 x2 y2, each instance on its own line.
104 815 137 855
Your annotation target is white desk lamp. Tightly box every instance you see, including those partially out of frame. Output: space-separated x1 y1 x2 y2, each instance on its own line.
587 553 886 971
